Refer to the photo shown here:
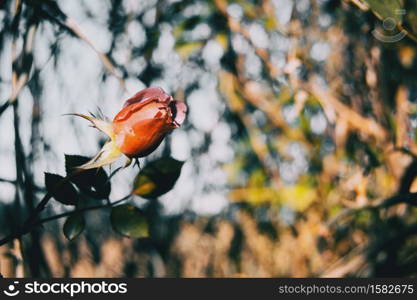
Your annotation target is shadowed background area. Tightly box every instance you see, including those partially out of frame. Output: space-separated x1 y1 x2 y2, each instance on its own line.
1 0 417 277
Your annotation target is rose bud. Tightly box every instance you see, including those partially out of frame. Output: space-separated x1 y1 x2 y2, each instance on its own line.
69 87 187 169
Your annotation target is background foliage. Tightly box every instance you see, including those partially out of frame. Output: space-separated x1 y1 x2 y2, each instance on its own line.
1 0 417 277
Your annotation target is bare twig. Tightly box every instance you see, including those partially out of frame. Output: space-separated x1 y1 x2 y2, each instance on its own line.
0 12 38 117
30 1 127 92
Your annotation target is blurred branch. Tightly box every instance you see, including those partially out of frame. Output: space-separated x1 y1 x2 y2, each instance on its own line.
0 0 128 119
0 178 16 184
324 218 417 277
26 0 127 92
379 192 417 207
395 86 410 148
63 18 127 92
0 177 45 192
327 192 417 230
213 0 280 78
219 71 282 188
242 81 310 143
349 0 369 11
309 82 389 143
13 101 36 211
320 246 367 277
0 11 37 117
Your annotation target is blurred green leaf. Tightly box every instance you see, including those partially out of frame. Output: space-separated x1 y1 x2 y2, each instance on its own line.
236 0 258 19
363 0 404 24
175 41 203 59
63 213 85 240
133 157 184 199
279 183 317 212
65 154 111 199
44 173 78 206
110 204 149 238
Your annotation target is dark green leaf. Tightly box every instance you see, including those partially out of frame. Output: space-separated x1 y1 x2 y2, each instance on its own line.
65 154 111 199
44 173 78 206
63 213 85 240
133 157 184 199
110 204 149 238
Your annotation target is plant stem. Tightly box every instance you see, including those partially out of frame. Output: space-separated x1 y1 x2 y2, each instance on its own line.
37 195 130 225
0 194 131 247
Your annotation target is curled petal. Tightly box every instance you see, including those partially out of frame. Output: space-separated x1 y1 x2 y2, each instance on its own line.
113 100 169 124
172 101 187 127
123 87 172 107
